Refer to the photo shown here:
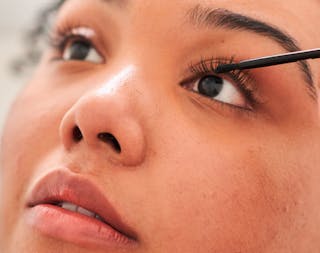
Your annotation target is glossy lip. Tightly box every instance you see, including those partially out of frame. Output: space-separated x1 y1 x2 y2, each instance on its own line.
25 169 138 249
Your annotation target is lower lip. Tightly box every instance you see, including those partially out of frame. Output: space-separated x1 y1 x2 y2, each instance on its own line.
25 204 136 250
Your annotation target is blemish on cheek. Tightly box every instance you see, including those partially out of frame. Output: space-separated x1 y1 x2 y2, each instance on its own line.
97 65 136 96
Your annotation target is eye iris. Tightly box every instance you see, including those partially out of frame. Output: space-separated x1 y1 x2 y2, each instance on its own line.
198 75 224 97
69 41 90 60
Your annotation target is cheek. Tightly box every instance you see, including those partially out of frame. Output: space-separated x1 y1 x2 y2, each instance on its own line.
0 87 65 246
0 72 80 169
1 91 61 173
150 128 306 252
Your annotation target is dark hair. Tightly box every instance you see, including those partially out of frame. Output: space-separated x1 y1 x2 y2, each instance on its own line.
12 0 65 74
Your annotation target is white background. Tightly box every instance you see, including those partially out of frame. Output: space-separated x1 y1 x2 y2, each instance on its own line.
0 0 53 132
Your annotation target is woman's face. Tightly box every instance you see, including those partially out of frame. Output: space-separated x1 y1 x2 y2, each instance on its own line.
1 0 320 252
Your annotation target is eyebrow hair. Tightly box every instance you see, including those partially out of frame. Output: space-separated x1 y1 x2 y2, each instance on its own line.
187 5 317 100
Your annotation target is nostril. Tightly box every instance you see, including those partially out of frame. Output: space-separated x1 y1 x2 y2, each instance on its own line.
97 133 121 153
72 126 83 142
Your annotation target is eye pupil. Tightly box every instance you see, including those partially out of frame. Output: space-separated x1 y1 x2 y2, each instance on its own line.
69 41 90 60
198 75 223 97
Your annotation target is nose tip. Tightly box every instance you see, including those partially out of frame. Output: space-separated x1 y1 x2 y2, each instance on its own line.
59 91 146 167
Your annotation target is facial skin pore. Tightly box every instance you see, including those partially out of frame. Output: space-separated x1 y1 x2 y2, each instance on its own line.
1 0 320 252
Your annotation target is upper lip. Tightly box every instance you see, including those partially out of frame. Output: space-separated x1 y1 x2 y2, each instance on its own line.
26 169 137 241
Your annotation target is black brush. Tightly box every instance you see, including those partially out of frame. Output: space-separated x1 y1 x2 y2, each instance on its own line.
215 48 320 74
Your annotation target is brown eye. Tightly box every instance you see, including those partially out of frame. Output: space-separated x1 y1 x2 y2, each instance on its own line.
62 40 103 63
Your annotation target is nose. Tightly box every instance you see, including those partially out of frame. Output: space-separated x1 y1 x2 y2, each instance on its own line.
59 72 146 167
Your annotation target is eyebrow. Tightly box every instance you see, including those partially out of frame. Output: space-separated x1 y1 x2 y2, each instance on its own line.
187 5 317 100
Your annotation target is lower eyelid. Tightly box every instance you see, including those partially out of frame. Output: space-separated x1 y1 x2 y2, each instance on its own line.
187 90 256 119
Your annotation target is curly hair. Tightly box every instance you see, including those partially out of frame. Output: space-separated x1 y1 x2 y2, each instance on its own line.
12 0 65 74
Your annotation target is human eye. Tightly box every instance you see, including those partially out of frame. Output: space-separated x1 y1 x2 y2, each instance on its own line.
180 58 257 111
49 25 104 63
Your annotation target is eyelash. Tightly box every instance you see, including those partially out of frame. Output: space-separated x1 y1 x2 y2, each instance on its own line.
182 57 258 110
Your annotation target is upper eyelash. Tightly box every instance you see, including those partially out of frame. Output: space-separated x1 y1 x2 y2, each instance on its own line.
186 57 258 107
189 56 235 74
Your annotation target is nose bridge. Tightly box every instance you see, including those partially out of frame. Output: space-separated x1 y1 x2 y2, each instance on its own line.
95 65 137 98
59 66 146 167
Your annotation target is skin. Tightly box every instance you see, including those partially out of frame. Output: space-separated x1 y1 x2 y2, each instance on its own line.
1 0 320 252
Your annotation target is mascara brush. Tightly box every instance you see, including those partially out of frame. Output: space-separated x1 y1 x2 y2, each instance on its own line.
215 48 320 74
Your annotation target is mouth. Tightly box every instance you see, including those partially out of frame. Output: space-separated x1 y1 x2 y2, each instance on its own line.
25 170 137 250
